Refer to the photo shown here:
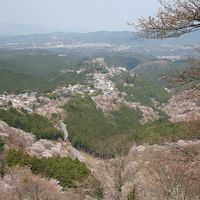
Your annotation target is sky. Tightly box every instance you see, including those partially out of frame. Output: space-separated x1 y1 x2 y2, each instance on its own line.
0 0 160 32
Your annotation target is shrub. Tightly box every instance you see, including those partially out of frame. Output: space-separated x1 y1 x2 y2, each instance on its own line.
127 186 138 200
93 184 104 199
47 93 61 100
0 108 63 140
0 137 4 152
6 149 90 188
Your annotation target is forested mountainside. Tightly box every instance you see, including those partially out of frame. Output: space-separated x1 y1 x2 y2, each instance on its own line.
0 34 199 199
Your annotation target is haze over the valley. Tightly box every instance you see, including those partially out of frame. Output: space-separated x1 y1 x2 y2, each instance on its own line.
0 1 200 200
0 0 160 35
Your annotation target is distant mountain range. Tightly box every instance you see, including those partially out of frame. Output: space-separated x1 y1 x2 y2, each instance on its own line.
0 23 199 47
0 23 58 36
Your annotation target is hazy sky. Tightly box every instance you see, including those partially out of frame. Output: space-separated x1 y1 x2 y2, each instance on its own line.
0 0 160 32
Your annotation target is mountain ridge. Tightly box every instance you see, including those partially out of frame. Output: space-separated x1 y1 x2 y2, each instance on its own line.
0 30 199 46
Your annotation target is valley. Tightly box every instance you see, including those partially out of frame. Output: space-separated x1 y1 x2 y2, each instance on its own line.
0 32 199 200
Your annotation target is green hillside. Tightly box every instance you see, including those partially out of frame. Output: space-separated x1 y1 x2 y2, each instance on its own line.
0 69 53 93
63 95 142 158
134 60 188 82
0 108 63 140
103 54 141 70
63 95 200 158
112 72 170 107
0 50 91 93
0 54 68 79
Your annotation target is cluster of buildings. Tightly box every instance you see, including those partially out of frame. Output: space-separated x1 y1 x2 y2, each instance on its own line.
0 57 130 115
90 57 128 74
90 57 106 66
87 57 127 96
53 84 95 97
156 55 186 62
54 57 128 98
60 68 85 74
93 73 115 97
0 93 50 113
107 66 127 76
